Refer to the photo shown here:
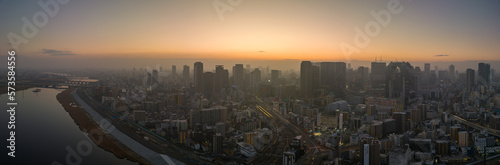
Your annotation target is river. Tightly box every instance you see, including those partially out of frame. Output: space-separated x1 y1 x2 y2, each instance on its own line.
0 88 137 165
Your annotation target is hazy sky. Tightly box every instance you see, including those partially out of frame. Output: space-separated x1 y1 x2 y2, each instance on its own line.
1 0 499 70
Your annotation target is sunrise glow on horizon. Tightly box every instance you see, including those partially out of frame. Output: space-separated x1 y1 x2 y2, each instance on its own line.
1 0 499 64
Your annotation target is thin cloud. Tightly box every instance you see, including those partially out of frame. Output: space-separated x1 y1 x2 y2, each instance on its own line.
434 54 449 57
41 49 77 56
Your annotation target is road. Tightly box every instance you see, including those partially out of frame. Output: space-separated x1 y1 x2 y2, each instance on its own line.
451 115 500 137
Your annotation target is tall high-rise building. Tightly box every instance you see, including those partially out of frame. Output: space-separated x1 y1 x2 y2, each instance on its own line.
213 133 224 154
424 63 430 81
214 65 225 94
183 65 190 80
369 140 381 165
360 138 380 165
393 112 408 134
414 66 421 92
300 61 313 97
194 62 203 93
203 72 214 98
358 66 369 84
172 65 176 77
466 68 475 92
458 131 469 147
478 63 490 85
369 121 383 139
250 68 261 92
312 65 320 94
233 64 244 88
271 70 281 86
450 126 460 143
371 62 386 92
320 62 346 97
385 62 416 104
449 65 455 81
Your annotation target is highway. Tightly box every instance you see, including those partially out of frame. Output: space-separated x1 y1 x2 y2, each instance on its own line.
451 115 500 137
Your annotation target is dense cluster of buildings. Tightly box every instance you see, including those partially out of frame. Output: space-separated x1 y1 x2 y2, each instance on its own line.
85 60 499 164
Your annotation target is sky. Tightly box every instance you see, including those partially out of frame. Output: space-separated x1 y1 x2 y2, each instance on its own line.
0 0 499 71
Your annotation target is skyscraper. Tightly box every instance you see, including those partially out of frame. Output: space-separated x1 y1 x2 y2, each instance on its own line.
300 61 313 97
358 66 369 84
203 72 214 98
478 63 490 85
214 65 224 94
458 131 469 147
271 70 281 86
312 65 320 95
449 65 455 81
320 62 346 97
233 64 244 88
213 133 224 154
183 65 190 80
424 63 430 82
371 62 386 92
172 65 176 78
250 68 261 92
393 112 408 134
466 68 475 92
360 138 380 165
385 62 416 104
194 62 203 93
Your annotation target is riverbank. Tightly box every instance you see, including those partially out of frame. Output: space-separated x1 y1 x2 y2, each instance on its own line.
56 88 150 165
